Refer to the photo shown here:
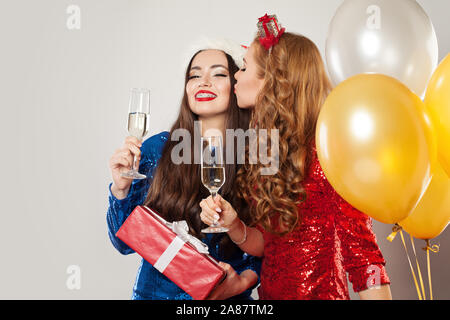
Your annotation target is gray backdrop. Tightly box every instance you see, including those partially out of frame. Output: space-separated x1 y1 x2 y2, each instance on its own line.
0 0 449 299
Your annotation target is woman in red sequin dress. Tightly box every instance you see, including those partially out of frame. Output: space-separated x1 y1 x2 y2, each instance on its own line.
199 15 392 300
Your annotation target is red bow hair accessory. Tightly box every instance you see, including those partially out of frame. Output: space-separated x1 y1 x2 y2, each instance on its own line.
257 14 285 50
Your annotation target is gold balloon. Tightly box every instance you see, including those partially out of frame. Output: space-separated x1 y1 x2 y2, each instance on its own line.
399 163 450 240
425 54 450 177
316 74 436 224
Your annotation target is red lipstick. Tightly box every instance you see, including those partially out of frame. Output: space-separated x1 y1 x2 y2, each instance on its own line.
195 90 217 102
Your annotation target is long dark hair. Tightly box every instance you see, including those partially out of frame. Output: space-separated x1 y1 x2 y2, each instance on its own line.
144 51 251 257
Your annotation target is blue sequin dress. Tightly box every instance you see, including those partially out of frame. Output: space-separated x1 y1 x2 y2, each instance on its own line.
107 131 261 300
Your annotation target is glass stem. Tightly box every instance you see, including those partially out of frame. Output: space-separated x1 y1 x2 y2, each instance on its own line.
131 155 137 172
211 191 218 226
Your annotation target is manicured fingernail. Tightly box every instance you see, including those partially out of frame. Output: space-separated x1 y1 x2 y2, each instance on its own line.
215 207 222 213
214 214 220 220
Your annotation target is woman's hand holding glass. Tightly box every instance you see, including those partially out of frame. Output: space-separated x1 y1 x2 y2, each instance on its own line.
199 195 242 232
200 194 265 257
109 136 142 199
121 88 150 180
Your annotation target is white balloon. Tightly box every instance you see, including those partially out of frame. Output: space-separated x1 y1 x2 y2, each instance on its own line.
326 0 438 98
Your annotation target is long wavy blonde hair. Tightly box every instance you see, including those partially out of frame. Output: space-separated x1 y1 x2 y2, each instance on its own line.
236 32 333 235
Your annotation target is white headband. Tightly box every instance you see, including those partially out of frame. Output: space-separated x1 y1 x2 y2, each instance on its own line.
182 37 247 71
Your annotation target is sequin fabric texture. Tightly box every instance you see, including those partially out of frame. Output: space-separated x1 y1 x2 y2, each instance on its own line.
106 131 261 300
257 143 390 300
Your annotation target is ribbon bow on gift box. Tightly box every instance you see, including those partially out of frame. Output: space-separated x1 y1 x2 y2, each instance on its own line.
171 220 209 254
151 212 210 273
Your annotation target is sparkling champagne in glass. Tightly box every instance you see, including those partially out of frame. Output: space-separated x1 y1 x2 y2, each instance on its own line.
121 88 150 180
201 136 228 233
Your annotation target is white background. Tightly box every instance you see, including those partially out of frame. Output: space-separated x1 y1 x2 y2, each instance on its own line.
0 0 449 299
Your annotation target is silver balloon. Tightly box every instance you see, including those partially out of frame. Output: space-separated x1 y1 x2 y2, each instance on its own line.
326 0 438 98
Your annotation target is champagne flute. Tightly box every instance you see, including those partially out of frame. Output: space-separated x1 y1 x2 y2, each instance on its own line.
121 88 150 180
201 136 228 233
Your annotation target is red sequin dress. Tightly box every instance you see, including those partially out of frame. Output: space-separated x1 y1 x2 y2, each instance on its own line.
257 143 390 300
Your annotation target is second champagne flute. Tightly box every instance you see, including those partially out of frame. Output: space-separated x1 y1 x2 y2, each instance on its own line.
201 136 228 233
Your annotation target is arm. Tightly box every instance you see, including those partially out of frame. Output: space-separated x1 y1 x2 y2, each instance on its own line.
227 218 264 258
333 190 392 299
106 177 150 254
106 133 168 254
359 285 392 300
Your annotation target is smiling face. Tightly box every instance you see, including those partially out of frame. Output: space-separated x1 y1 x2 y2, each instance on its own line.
186 50 231 118
234 43 265 109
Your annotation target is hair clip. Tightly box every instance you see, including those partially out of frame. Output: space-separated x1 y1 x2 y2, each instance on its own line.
257 14 285 51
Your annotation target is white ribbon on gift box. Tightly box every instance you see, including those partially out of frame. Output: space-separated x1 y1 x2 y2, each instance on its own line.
153 220 210 273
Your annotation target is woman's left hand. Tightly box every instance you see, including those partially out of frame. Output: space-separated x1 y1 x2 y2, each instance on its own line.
206 262 249 300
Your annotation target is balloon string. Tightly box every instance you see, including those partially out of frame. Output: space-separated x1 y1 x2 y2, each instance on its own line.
423 240 440 253
427 246 432 300
423 240 440 300
398 230 423 300
386 223 402 242
409 234 426 300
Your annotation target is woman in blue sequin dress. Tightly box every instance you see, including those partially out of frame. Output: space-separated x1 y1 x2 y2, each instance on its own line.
106 40 261 300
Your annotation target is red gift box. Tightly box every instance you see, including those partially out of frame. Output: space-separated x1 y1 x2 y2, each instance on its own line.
115 205 226 300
